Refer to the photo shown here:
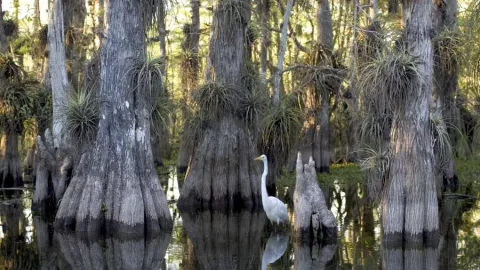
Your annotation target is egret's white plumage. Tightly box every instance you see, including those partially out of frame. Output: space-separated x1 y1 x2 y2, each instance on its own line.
254 154 289 224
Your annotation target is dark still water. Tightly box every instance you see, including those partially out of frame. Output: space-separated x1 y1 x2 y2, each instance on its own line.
0 168 479 269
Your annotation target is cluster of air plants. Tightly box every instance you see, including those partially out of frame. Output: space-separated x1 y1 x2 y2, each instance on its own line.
358 47 422 112
433 28 463 73
0 54 27 82
193 82 237 119
65 89 99 146
430 110 453 169
127 57 164 110
0 80 37 132
357 146 391 199
151 90 174 138
217 0 251 25
260 94 304 165
237 63 269 131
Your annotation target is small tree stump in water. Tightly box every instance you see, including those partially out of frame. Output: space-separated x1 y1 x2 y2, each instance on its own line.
294 152 337 242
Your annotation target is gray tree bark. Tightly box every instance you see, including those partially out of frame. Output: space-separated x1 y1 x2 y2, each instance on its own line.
382 0 438 242
294 152 337 242
177 0 200 174
63 0 87 90
178 0 261 209
48 0 70 149
272 0 294 105
54 0 172 236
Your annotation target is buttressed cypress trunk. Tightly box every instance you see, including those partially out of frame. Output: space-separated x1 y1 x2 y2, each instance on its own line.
178 0 261 209
382 0 438 242
55 0 172 236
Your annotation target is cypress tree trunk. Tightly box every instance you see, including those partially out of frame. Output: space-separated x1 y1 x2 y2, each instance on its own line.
55 0 172 236
177 0 200 173
178 0 261 209
383 0 438 242
63 0 87 89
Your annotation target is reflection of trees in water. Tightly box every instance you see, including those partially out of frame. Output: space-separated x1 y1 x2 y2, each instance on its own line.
0 200 37 269
53 231 171 269
334 181 378 267
294 239 337 269
382 245 439 270
180 209 265 269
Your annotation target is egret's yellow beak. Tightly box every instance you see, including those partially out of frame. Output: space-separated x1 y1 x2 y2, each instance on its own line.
254 156 262 161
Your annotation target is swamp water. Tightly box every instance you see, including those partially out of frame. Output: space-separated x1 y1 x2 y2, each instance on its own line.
0 167 479 269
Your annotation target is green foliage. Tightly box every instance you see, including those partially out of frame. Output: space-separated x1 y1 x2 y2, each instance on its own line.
277 163 363 190
0 54 27 82
151 91 174 137
65 90 99 145
260 96 303 164
430 111 453 168
434 28 463 73
193 82 236 119
238 63 269 129
0 80 38 132
33 89 52 126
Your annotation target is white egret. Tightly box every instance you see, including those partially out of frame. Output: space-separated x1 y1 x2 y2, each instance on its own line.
254 154 289 225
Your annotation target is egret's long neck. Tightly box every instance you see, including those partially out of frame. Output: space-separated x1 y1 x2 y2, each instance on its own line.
261 158 269 202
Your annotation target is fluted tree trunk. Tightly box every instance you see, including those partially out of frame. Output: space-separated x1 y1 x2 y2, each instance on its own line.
382 0 438 242
55 0 172 236
178 0 261 209
177 0 200 174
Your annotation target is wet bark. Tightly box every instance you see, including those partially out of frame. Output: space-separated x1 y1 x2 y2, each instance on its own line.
383 0 438 242
382 244 439 270
178 0 261 209
54 0 172 236
294 152 337 242
180 209 265 269
177 0 200 173
0 130 22 187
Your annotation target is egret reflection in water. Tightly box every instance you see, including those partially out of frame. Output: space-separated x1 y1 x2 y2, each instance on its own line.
261 231 289 270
